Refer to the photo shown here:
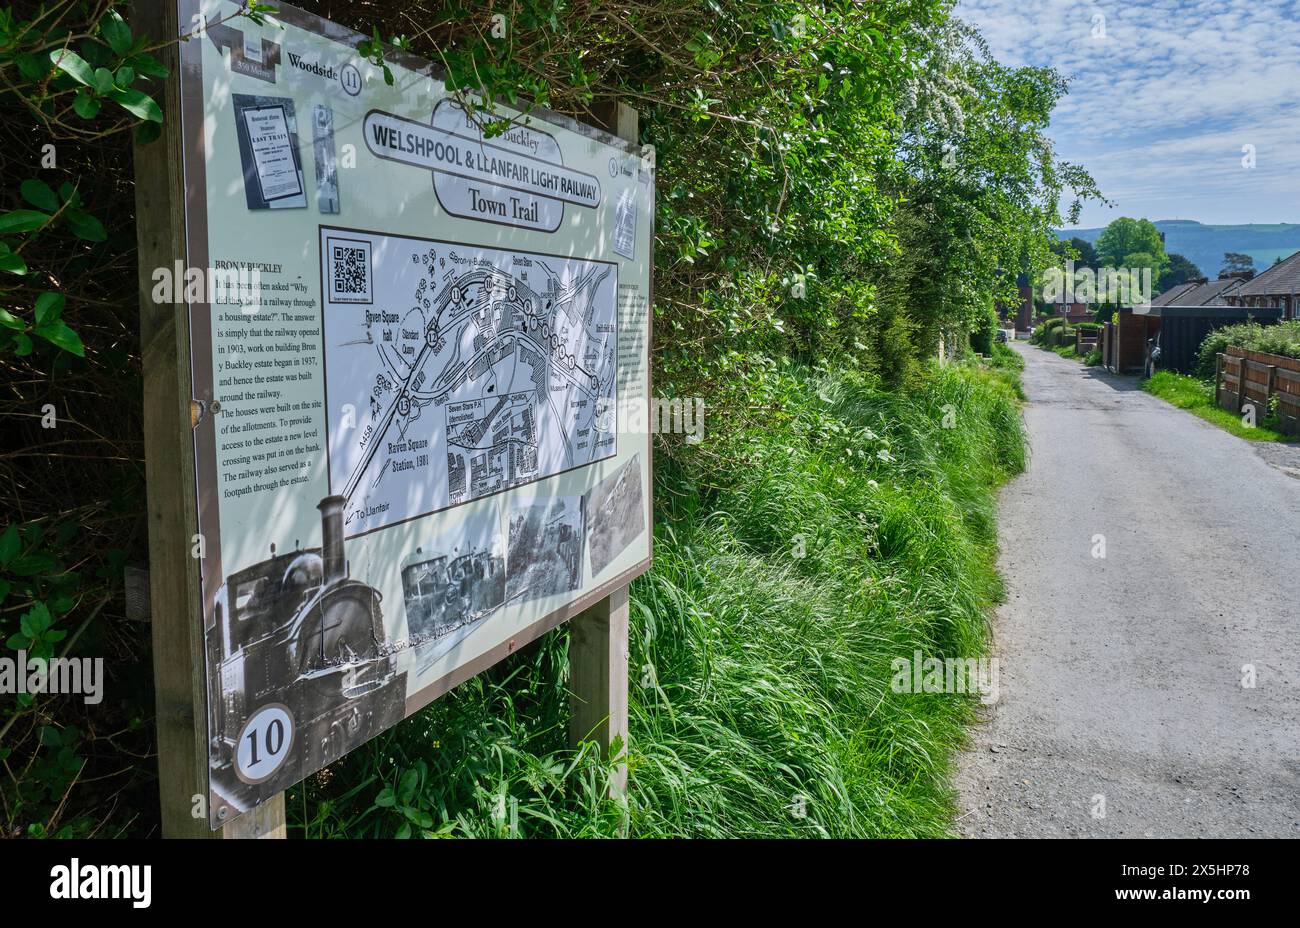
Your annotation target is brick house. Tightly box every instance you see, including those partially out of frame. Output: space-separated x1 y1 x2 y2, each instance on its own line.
1224 251 1300 319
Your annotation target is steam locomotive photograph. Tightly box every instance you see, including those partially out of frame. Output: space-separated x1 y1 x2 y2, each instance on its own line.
400 534 507 642
204 495 407 822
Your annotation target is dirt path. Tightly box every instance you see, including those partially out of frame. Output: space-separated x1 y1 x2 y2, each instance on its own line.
955 344 1300 838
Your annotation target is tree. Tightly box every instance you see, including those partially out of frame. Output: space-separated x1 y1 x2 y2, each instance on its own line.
1222 252 1256 275
1095 217 1166 270
1050 236 1099 270
886 16 1101 370
1159 253 1202 292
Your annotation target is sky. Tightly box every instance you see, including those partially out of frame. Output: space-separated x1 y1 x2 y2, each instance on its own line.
957 0 1300 228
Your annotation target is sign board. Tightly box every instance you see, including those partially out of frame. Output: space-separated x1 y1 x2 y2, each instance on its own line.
168 0 654 827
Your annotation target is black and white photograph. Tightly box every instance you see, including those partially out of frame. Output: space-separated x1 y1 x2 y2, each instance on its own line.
505 496 584 603
401 515 506 643
232 92 307 209
204 496 406 822
583 454 645 578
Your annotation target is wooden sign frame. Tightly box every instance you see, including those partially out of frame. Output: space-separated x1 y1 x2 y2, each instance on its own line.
134 0 651 837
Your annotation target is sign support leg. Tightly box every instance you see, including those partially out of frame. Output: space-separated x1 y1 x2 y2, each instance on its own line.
568 585 631 799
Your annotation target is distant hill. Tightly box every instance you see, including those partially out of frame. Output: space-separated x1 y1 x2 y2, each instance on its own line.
1057 220 1300 279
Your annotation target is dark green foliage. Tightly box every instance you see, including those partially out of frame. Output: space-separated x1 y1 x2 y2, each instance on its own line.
1196 320 1300 378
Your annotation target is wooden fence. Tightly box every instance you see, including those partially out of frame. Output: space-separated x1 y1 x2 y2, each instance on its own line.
1215 347 1300 436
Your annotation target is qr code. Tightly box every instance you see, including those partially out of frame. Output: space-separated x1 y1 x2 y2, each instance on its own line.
328 237 372 303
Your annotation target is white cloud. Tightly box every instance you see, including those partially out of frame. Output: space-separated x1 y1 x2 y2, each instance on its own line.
959 0 1300 224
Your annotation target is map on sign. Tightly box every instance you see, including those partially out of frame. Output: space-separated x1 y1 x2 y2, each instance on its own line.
320 227 619 536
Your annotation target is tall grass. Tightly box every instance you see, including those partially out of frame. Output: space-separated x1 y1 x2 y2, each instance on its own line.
289 358 1025 838
1142 371 1287 443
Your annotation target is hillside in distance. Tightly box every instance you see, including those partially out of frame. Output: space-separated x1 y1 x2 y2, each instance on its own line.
1058 220 1300 279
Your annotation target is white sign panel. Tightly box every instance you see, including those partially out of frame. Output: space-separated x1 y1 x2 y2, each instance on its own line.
174 0 654 828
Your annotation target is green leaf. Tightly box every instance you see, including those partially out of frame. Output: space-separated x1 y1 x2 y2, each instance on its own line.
20 180 58 212
39 725 62 747
14 333 33 356
101 10 133 56
16 52 51 82
128 54 169 79
6 633 31 650
35 321 84 357
373 787 396 808
0 210 50 235
34 292 65 326
134 121 162 145
58 183 80 207
27 604 52 635
398 768 418 803
0 578 10 604
62 209 106 242
0 251 27 275
109 87 162 122
0 524 19 565
73 90 101 120
115 65 135 86
92 67 114 95
11 552 57 575
49 49 95 86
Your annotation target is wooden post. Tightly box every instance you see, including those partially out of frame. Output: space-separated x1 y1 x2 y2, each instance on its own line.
1214 353 1223 408
134 0 285 838
568 586 630 797
568 101 637 801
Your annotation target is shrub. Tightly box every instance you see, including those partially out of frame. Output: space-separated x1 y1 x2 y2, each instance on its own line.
1196 320 1300 378
1031 316 1065 346
968 304 1000 355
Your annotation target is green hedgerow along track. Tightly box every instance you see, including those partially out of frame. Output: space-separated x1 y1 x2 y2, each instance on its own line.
293 351 1026 838
0 0 1088 838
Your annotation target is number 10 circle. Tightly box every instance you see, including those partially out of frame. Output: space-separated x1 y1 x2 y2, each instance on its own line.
235 704 295 784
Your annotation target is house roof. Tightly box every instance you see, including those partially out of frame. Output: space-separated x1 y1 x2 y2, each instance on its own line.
1133 303 1284 319
1170 276 1244 306
1151 282 1200 307
1234 250 1300 296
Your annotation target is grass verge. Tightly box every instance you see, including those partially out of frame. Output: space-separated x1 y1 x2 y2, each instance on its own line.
289 357 1026 838
1143 371 1289 442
